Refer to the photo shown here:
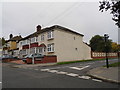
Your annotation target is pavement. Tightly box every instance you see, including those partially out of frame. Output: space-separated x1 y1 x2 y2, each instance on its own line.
87 67 119 84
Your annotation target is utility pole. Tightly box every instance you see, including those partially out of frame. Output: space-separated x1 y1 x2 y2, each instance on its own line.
104 34 109 68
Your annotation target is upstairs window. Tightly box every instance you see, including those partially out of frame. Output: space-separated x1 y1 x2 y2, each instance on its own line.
47 43 54 52
36 37 38 42
47 31 53 39
31 37 36 43
41 34 44 41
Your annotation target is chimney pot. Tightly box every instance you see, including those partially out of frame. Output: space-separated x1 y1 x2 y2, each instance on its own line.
9 34 13 39
36 25 41 32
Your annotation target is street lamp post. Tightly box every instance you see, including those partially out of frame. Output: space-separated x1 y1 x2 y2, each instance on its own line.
104 34 109 68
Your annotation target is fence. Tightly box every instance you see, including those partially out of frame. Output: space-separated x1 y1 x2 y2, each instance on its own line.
91 52 118 59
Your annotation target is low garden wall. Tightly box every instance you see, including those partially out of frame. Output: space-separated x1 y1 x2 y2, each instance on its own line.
26 55 57 64
2 58 21 63
91 52 119 59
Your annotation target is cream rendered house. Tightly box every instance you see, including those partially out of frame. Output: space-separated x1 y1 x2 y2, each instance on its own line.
37 25 91 62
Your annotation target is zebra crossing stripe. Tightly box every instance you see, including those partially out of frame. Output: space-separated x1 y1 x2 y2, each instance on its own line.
40 69 50 71
47 70 58 73
66 73 79 77
92 79 102 82
56 71 68 74
78 76 91 79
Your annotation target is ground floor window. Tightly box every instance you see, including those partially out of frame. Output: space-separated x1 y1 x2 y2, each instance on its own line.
47 43 54 52
37 47 46 55
22 49 29 55
30 47 38 54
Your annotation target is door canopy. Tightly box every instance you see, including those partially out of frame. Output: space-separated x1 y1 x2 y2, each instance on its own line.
38 43 46 47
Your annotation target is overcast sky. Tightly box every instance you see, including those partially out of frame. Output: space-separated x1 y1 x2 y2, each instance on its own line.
1 0 119 44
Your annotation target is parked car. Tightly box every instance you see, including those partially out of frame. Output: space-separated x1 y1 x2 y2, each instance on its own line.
22 53 44 63
0 54 17 60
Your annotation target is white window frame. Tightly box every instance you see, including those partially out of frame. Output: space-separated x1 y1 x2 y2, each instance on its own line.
35 37 38 42
38 47 43 54
41 34 44 41
47 43 54 52
31 37 36 43
47 31 54 39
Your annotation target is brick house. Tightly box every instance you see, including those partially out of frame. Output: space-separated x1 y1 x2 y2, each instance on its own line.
18 25 91 62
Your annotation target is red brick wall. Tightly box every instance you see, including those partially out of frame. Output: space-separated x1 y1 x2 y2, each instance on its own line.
2 58 20 63
26 55 57 64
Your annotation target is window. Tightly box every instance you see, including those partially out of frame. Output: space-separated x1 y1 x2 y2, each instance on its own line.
27 39 30 44
31 37 35 43
47 31 53 39
41 34 44 41
47 43 54 52
30 47 36 54
38 47 43 53
22 49 27 55
36 37 38 42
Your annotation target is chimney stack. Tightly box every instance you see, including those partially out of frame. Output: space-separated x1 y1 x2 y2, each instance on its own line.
36 25 41 32
9 34 13 39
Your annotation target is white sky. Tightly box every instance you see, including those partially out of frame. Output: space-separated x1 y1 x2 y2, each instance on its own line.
1 0 119 44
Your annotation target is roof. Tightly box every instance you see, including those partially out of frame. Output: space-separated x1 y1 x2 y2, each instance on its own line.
50 25 84 36
6 35 22 42
19 25 84 41
83 42 90 47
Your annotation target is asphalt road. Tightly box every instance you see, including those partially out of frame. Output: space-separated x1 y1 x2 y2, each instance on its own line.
2 59 119 89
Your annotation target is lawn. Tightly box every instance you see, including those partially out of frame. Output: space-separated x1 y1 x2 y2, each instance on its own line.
107 62 120 67
57 58 117 65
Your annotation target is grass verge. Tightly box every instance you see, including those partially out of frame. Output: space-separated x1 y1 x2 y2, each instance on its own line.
105 62 120 67
57 58 117 65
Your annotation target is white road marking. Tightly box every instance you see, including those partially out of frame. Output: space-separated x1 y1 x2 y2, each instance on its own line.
56 71 68 74
66 73 79 77
0 82 2 84
40 69 50 72
37 68 93 81
69 65 90 70
78 76 91 79
47 70 58 73
92 79 102 82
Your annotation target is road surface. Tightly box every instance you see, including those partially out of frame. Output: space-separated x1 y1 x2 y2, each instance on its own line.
2 59 119 89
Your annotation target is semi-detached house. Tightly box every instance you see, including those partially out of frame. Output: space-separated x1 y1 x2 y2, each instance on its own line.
3 35 22 57
19 25 91 62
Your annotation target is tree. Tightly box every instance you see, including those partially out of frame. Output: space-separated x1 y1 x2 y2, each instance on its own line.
90 35 112 52
99 0 120 28
1 37 6 46
111 42 120 52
